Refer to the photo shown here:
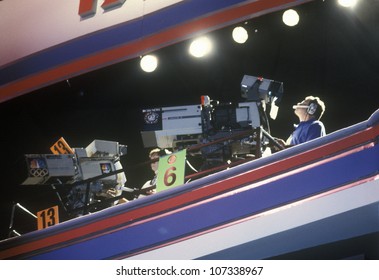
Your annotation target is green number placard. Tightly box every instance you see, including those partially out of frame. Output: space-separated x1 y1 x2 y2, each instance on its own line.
156 150 186 192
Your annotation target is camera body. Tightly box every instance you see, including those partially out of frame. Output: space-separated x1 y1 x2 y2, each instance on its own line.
140 75 283 162
22 140 127 212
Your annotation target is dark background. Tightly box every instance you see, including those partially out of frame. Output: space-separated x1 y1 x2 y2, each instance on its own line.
1 0 379 240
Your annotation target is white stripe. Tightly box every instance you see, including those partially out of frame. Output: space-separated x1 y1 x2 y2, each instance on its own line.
125 177 379 259
0 0 184 67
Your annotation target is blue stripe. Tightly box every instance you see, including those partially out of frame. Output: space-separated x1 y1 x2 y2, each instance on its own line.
0 0 245 86
29 143 379 259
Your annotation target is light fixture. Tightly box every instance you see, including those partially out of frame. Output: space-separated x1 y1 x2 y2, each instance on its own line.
189 36 213 58
232 26 248 44
338 0 358 8
140 55 158 72
282 9 300 27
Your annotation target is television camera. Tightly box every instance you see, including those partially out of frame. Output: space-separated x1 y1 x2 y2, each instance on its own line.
141 75 284 168
22 139 128 215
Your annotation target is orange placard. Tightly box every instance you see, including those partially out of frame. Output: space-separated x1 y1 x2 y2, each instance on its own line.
50 137 74 154
37 205 59 230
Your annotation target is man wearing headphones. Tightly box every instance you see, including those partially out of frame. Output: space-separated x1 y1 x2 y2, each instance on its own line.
276 96 326 147
287 95 326 145
138 148 171 197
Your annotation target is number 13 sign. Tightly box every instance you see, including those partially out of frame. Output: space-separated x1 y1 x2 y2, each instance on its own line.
156 150 186 192
37 206 59 230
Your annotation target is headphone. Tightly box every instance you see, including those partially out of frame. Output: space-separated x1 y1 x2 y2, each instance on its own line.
158 148 172 157
306 101 318 115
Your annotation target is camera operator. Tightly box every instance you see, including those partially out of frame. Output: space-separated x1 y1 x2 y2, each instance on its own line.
276 96 326 148
138 148 172 197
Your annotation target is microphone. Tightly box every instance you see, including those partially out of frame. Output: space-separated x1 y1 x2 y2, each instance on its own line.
292 105 309 109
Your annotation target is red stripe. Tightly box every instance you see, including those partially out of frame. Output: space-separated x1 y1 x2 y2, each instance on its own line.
0 0 310 103
1 124 378 259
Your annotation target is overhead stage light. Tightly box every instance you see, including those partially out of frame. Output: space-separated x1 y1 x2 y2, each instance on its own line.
140 55 158 72
338 0 358 8
189 36 213 58
282 9 300 27
232 26 248 44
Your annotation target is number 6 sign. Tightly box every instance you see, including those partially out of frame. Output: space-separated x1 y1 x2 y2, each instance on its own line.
156 150 186 192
